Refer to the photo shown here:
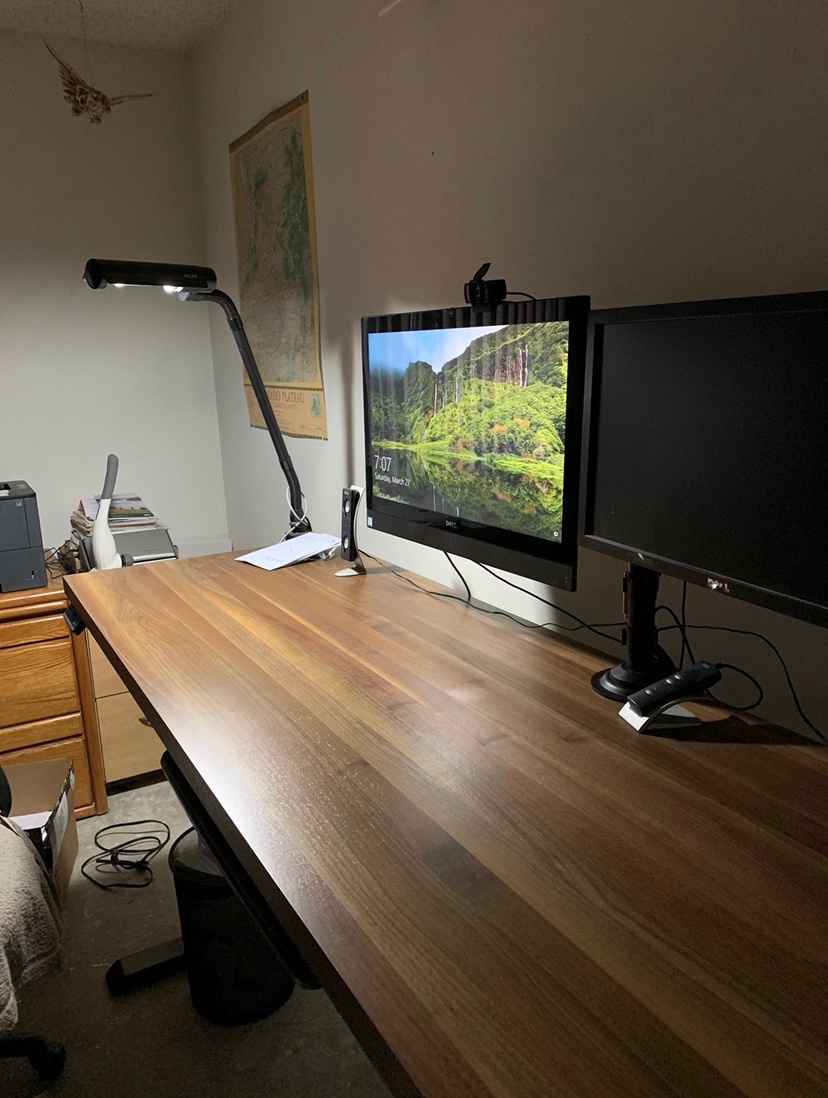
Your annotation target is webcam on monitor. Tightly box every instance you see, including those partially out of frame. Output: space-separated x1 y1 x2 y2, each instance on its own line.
463 263 508 311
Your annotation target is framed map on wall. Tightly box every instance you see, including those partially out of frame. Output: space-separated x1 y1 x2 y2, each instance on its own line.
229 91 327 439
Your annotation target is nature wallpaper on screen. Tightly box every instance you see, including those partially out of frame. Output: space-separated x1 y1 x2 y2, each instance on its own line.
368 321 570 541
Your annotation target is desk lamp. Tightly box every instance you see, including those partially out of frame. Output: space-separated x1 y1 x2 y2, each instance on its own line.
90 453 125 570
82 259 311 538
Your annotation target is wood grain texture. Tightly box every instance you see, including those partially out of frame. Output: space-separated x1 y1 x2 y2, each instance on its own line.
88 631 161 786
0 638 78 725
97 691 164 782
87 633 126 698
0 611 68 649
0 712 83 753
72 628 107 813
64 555 828 1098
0 583 65 623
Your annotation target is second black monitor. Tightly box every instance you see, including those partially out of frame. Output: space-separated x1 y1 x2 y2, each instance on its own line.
581 290 828 628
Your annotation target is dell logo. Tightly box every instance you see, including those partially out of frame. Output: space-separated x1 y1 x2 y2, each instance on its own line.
445 519 458 529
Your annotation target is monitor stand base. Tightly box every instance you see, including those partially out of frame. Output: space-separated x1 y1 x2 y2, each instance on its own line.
592 654 675 701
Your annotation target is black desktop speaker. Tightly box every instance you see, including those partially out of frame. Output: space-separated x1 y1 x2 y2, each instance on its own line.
340 487 360 562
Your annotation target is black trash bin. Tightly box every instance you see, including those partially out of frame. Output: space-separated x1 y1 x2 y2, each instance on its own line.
169 827 294 1024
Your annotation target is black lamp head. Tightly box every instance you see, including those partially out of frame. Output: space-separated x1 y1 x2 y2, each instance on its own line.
83 259 217 292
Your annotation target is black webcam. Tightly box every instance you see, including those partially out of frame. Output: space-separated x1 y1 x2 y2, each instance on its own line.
464 263 508 310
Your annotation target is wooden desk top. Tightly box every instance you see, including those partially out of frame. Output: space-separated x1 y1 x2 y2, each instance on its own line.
65 554 828 1098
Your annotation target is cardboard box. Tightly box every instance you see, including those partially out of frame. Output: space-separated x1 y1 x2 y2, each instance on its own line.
1 760 78 900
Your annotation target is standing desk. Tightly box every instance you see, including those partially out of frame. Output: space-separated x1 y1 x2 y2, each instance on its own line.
64 553 828 1098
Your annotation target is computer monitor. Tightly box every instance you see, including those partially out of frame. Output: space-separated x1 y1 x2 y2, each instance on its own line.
362 296 590 590
581 289 828 697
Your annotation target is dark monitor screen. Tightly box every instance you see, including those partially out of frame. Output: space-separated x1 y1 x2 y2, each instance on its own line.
362 296 590 590
581 291 828 626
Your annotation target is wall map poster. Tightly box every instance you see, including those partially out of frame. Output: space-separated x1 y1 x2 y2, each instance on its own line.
229 91 327 439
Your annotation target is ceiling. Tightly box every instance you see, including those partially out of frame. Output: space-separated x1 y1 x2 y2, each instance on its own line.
0 0 239 53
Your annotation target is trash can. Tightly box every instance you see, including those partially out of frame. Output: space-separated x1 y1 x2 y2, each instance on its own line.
169 827 294 1024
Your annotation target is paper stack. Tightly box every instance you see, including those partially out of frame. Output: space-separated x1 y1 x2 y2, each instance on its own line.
69 493 164 538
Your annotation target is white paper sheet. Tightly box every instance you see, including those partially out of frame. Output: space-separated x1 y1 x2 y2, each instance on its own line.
236 532 341 571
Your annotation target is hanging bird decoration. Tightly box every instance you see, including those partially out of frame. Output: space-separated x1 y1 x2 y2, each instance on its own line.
44 42 152 125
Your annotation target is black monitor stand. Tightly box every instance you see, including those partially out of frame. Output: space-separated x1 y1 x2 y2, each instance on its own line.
591 564 675 700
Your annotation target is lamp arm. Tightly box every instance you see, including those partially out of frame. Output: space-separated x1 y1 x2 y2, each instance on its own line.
183 289 311 536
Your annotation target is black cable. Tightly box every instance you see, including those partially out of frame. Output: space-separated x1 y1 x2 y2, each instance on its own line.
80 818 172 889
475 560 624 644
444 553 471 602
361 552 625 645
506 291 537 301
361 553 470 606
44 543 80 578
365 552 824 740
659 623 826 744
44 547 64 579
712 662 764 711
656 603 696 668
679 583 690 668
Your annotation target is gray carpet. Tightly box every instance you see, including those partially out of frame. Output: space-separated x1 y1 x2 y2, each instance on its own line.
2 780 394 1098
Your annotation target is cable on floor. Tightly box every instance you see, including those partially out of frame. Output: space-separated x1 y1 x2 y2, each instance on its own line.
80 818 172 889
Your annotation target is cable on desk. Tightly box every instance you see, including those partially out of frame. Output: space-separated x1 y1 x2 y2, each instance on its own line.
361 551 470 606
361 552 625 645
364 551 825 741
656 603 697 668
44 541 80 578
278 486 310 542
445 553 471 602
473 560 625 645
80 819 172 889
712 663 765 711
657 622 827 743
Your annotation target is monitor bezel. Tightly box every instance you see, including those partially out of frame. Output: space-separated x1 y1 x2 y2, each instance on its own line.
580 289 828 628
362 295 590 591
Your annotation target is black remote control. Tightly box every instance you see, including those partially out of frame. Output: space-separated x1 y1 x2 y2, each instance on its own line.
627 661 722 716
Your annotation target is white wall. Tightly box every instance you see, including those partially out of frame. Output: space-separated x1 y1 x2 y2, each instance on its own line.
0 33 229 554
190 0 828 739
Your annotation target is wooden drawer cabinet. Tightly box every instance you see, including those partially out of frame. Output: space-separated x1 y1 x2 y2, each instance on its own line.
0 613 68 648
0 579 107 818
1 712 84 753
88 635 165 783
0 637 79 726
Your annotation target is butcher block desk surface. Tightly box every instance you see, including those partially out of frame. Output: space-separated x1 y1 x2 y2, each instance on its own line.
64 553 828 1098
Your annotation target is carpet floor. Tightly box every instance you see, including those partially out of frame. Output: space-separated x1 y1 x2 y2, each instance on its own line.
2 779 394 1098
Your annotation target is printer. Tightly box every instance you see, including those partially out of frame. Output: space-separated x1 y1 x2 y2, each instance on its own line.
0 481 47 592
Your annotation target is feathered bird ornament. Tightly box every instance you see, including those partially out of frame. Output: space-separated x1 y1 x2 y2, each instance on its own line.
45 43 152 124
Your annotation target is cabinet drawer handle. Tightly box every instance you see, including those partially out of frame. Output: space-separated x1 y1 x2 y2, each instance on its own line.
139 717 151 727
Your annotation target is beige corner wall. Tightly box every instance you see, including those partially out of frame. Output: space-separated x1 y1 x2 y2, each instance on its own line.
191 0 828 737
0 32 229 555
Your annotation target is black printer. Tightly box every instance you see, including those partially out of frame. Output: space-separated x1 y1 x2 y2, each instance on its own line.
0 481 47 592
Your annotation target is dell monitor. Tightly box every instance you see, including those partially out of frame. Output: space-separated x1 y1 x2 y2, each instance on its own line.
581 289 828 698
362 296 590 590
